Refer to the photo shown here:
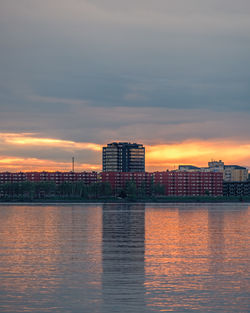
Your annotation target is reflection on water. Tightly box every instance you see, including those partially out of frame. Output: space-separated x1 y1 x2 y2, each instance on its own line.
145 204 250 312
0 203 249 313
102 204 145 312
208 209 225 273
0 205 103 313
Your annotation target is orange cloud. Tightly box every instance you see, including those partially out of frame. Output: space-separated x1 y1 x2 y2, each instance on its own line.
0 133 249 172
0 133 102 151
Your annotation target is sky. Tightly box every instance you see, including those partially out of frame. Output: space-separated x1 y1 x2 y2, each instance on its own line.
0 0 250 172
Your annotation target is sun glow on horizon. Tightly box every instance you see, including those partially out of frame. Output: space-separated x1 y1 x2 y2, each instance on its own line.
146 140 250 171
0 133 102 151
0 156 101 172
0 133 249 172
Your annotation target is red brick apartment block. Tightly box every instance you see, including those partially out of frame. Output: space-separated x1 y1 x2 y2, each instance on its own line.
0 172 98 185
153 171 223 196
101 171 223 196
0 171 223 196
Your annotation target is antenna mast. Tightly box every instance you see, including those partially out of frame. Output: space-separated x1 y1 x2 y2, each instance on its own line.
72 157 75 172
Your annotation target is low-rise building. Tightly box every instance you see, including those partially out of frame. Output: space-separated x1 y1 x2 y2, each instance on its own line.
0 172 98 185
178 160 248 182
223 165 248 182
101 171 223 196
153 171 223 196
100 172 153 194
223 181 250 197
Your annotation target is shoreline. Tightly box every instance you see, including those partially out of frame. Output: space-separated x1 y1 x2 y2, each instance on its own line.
0 197 250 204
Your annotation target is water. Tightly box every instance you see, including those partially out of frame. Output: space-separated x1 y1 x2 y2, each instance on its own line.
0 203 249 313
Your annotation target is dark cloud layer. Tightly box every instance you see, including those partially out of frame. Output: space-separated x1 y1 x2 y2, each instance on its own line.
0 0 250 151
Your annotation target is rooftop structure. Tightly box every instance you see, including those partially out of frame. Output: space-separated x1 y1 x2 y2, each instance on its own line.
178 165 201 171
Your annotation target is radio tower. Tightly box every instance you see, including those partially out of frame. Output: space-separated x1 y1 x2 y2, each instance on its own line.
72 157 75 172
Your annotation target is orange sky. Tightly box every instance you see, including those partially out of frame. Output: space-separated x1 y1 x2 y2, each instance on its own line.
146 140 250 171
0 133 249 172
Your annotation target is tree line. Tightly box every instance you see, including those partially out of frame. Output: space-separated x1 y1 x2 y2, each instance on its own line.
0 181 166 200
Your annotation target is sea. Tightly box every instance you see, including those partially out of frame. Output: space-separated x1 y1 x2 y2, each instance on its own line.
0 203 249 313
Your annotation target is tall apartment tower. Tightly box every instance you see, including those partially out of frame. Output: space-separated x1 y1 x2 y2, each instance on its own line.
102 142 145 172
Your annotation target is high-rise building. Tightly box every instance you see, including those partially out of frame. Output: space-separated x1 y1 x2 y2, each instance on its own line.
102 142 145 172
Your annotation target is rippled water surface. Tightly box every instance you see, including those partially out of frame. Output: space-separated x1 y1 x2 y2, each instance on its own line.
0 203 249 313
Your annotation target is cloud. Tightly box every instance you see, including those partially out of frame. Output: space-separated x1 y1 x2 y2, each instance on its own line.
29 95 91 106
0 104 250 145
2 0 250 35
1 1 250 116
0 133 102 151
0 133 249 172
124 93 148 102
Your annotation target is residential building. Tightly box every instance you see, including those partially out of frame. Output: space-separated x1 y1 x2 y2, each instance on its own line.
101 171 223 196
208 161 248 181
178 160 248 182
223 165 248 182
0 170 223 197
153 171 223 196
101 172 152 194
0 172 98 185
102 142 145 172
223 181 250 197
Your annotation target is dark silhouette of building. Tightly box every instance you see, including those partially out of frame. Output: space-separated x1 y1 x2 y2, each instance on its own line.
102 142 145 172
223 181 250 196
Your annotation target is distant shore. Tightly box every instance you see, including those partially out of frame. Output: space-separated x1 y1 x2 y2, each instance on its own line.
1 196 250 204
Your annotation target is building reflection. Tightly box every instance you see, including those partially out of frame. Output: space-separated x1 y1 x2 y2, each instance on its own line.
208 209 225 274
102 203 146 311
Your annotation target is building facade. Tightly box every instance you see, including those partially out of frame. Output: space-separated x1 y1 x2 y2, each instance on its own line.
101 172 152 194
101 171 223 196
153 171 223 196
223 181 250 197
0 170 223 197
0 171 98 185
223 165 248 182
179 160 248 182
102 142 145 172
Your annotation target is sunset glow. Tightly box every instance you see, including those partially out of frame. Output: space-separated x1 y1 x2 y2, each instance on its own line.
146 140 250 171
1 1 250 313
0 156 101 172
0 133 102 151
0 133 249 172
